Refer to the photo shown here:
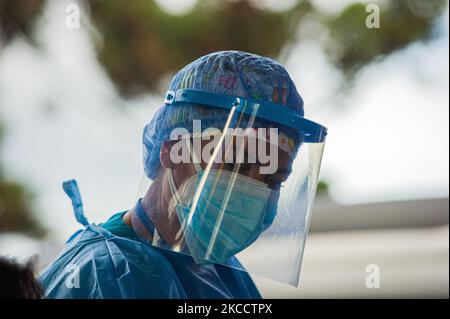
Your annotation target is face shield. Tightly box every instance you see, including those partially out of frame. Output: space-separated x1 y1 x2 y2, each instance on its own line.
133 89 327 286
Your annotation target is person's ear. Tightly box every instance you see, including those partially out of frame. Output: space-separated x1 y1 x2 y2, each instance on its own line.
160 140 175 169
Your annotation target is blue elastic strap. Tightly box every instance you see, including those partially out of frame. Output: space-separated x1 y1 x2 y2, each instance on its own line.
135 199 171 248
135 198 155 235
62 179 89 227
164 89 328 143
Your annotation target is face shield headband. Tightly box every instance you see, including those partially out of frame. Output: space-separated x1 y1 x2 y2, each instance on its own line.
164 89 327 144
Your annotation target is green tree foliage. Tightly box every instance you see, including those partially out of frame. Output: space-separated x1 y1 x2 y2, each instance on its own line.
0 0 45 43
86 0 311 95
0 180 46 238
86 0 447 95
327 0 447 76
0 124 46 238
1 0 447 94
316 180 329 196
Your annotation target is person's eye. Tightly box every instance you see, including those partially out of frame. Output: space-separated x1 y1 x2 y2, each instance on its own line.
238 163 253 171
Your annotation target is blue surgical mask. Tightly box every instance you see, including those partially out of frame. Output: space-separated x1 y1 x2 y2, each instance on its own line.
168 168 279 264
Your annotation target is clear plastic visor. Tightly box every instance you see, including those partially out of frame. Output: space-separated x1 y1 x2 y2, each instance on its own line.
133 102 325 286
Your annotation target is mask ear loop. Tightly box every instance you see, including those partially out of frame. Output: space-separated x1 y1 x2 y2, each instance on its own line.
169 137 202 244
167 137 201 203
167 167 187 245
167 169 181 204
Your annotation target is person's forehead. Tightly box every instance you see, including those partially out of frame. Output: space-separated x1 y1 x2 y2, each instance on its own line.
196 136 292 153
199 138 293 171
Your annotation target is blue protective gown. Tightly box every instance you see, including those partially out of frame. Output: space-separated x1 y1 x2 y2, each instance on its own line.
39 211 262 299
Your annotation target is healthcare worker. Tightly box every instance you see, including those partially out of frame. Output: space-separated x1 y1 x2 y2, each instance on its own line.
40 51 327 298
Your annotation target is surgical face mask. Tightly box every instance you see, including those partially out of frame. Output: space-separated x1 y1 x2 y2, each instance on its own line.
168 167 279 264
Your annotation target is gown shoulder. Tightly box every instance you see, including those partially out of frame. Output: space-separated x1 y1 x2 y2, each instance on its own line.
39 225 187 299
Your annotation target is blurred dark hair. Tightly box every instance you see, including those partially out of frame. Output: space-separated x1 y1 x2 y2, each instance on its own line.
0 256 43 299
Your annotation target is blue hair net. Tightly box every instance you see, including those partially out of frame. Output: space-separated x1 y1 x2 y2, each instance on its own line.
143 51 305 180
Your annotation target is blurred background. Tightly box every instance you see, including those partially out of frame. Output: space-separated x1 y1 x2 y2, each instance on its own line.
0 0 448 298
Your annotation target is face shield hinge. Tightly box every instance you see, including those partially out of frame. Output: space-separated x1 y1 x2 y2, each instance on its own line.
164 91 176 105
